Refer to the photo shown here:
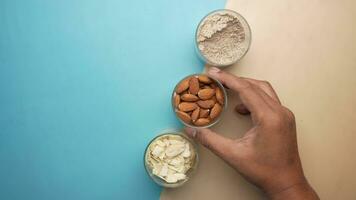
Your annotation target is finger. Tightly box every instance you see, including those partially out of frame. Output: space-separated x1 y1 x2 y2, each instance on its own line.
254 86 280 108
185 127 235 160
208 67 270 116
241 78 281 104
234 90 275 115
235 104 250 115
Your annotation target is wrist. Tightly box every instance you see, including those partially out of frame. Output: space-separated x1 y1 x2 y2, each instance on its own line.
262 167 307 196
268 180 319 200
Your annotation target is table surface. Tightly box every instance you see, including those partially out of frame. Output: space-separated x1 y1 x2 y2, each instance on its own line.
0 1 225 200
161 0 356 199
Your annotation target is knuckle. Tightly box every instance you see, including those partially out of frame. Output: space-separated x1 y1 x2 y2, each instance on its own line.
260 112 284 128
283 107 296 121
239 81 253 91
197 132 211 149
260 80 272 88
271 113 284 125
284 108 296 128
256 112 267 122
260 108 297 131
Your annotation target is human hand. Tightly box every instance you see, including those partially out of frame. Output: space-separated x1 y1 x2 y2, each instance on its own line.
185 67 319 199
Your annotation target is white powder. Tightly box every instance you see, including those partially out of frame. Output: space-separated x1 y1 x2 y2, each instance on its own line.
197 10 249 66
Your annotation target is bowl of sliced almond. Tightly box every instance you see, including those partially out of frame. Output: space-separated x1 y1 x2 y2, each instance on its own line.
172 74 227 128
144 129 198 188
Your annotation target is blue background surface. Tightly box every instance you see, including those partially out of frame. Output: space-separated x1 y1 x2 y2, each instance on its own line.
0 0 225 199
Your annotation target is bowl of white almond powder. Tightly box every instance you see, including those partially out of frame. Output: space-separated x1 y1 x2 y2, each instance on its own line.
195 9 251 67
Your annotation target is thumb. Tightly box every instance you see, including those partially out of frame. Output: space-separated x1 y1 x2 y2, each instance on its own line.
185 127 234 160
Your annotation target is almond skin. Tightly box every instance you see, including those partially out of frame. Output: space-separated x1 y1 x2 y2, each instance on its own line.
216 87 224 104
181 90 188 95
197 100 215 109
176 111 191 124
210 103 222 119
198 75 212 84
176 78 190 94
194 118 210 126
198 88 215 100
211 95 217 102
189 77 200 95
199 109 210 118
174 94 180 107
210 83 217 89
181 94 199 102
178 102 198 112
191 107 200 122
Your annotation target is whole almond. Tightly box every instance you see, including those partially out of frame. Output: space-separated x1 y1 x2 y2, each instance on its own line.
198 88 215 100
174 94 180 107
216 87 224 104
211 95 217 102
191 107 200 122
198 75 212 84
189 77 199 95
176 111 191 124
181 90 189 95
178 102 198 112
210 103 222 119
194 118 210 126
176 78 190 94
199 109 210 118
203 85 212 89
210 83 217 89
181 94 199 102
197 100 215 109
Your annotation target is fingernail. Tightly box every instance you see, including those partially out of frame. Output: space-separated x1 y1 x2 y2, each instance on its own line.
208 67 221 76
184 127 197 138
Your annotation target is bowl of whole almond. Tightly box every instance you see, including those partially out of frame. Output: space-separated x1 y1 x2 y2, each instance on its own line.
172 74 227 128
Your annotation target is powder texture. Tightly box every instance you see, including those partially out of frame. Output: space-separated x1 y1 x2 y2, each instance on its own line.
197 12 247 65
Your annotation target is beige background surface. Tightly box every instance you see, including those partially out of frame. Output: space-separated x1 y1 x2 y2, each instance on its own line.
161 0 356 199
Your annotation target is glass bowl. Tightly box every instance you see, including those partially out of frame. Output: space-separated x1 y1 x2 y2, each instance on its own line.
144 129 198 188
195 9 252 67
171 74 228 129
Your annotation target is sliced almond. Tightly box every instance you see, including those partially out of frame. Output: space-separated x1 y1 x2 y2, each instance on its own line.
216 87 224 104
198 88 215 100
198 75 212 84
178 102 198 112
165 144 185 158
166 174 178 183
199 109 210 118
174 173 186 181
194 118 210 126
210 103 222 119
176 111 191 124
197 100 215 109
173 94 180 107
189 76 199 95
181 94 199 102
191 107 200 122
176 78 190 94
